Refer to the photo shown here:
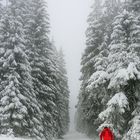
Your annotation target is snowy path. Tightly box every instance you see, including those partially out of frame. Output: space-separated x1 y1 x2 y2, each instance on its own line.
0 131 98 140
57 131 98 140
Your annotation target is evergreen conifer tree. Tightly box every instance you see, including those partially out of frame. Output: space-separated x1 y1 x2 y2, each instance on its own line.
99 10 140 139
76 0 105 135
25 0 67 139
76 0 122 135
0 0 44 139
25 0 55 139
124 101 140 140
99 92 128 139
54 48 70 138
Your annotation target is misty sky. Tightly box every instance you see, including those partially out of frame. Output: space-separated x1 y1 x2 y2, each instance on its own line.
47 0 93 130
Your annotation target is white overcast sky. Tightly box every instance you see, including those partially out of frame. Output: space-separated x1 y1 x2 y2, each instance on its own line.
47 0 93 130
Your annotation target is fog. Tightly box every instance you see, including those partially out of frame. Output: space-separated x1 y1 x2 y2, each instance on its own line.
47 0 93 130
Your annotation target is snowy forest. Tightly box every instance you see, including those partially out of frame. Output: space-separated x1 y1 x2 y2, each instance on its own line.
0 0 70 140
0 0 140 140
76 0 140 140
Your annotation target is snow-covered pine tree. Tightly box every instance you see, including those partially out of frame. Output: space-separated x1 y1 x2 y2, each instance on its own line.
44 28 70 140
99 10 140 139
43 41 61 138
25 0 59 139
76 0 106 135
121 9 140 140
0 0 44 139
107 10 140 109
124 101 140 140
86 0 122 107
76 0 123 135
54 48 70 138
98 92 129 139
82 0 103 77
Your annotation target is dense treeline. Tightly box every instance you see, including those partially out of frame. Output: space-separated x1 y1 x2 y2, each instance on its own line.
76 0 140 140
0 0 69 139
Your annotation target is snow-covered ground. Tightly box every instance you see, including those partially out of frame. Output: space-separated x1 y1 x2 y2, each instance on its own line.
0 131 98 140
56 131 98 140
0 135 31 140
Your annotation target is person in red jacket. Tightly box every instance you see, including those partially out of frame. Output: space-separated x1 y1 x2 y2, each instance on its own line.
100 127 114 140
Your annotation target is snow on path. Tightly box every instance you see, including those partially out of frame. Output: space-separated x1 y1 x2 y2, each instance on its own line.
56 131 98 140
0 135 30 140
0 131 98 140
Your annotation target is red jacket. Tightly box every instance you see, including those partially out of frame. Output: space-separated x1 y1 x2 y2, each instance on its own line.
100 128 114 140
